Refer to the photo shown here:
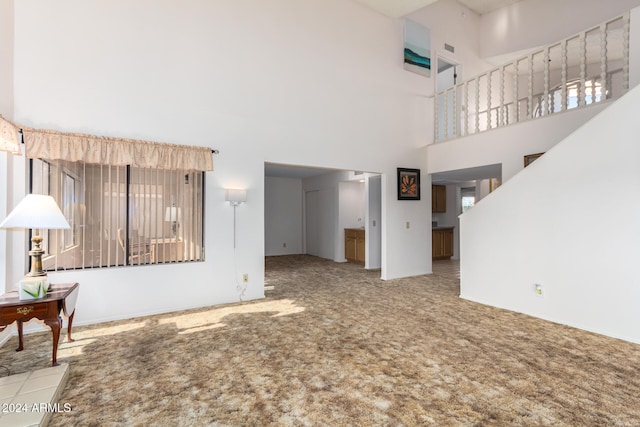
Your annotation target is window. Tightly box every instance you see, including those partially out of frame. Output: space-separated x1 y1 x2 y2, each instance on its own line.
62 171 79 250
534 77 607 118
31 158 205 271
461 187 475 213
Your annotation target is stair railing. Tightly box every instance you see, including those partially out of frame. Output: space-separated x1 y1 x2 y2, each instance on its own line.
435 12 630 142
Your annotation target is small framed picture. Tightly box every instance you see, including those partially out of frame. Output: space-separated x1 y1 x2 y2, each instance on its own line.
397 168 420 200
524 152 544 167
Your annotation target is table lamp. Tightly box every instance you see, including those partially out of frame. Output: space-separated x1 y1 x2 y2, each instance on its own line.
0 194 70 278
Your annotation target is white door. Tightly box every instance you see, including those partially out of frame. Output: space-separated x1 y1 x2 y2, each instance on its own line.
437 58 460 140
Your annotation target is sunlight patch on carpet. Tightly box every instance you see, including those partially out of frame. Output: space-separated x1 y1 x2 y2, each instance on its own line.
158 298 305 334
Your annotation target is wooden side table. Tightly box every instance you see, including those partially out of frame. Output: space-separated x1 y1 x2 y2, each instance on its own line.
0 282 79 366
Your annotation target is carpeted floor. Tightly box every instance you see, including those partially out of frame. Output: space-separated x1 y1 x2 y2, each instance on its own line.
1 255 639 426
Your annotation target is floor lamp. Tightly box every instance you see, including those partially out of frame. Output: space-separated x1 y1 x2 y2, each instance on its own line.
225 189 247 248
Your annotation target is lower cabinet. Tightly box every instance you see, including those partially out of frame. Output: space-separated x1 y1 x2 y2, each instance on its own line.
432 227 454 260
345 228 365 264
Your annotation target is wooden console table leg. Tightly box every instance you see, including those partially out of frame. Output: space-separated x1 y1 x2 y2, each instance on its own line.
45 316 62 366
67 311 75 342
16 320 24 352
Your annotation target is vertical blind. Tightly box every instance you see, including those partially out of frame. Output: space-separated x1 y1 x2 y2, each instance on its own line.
32 159 205 270
22 125 212 271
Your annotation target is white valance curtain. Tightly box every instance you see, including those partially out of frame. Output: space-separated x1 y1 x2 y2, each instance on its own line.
23 128 213 171
0 115 21 155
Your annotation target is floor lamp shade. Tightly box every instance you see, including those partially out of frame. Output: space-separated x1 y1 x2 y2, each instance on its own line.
225 189 247 206
0 194 70 277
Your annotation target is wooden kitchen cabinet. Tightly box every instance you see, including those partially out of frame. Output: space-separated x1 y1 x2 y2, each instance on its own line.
432 227 454 260
345 228 365 264
432 185 446 213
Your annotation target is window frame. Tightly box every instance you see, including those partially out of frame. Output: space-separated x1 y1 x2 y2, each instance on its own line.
29 159 206 271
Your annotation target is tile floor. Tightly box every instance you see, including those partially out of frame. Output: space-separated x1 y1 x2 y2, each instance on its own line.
0 364 69 427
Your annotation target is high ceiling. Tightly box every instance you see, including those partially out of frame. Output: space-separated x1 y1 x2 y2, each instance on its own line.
267 0 527 181
351 0 524 18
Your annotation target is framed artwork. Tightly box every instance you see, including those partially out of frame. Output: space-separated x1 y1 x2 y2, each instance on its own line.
403 19 431 77
397 168 420 200
524 152 544 167
489 178 502 192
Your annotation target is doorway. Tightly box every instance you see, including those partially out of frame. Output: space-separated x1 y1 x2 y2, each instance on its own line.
437 56 461 140
264 164 382 271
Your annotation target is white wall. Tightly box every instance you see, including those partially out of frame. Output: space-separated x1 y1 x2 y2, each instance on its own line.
460 83 640 344
4 0 431 325
427 101 611 182
0 0 12 119
0 0 14 344
0 0 14 294
265 176 303 256
407 0 489 85
631 6 640 88
480 0 640 59
304 171 352 262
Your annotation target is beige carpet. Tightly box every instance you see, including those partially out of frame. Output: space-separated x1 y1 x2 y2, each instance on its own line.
1 255 639 426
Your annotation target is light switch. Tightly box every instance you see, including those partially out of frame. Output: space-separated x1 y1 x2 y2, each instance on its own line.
406 221 410 229
372 220 376 227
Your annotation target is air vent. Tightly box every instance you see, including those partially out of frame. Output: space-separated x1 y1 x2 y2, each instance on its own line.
444 43 455 53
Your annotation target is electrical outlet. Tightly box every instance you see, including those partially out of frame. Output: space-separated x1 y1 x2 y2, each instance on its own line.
283 243 286 248
534 283 543 297
372 220 376 227
406 221 410 229
243 274 249 283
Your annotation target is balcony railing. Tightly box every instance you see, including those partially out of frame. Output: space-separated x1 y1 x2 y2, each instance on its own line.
435 12 630 142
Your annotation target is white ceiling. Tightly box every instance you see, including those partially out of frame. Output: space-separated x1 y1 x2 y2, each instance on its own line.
351 0 524 18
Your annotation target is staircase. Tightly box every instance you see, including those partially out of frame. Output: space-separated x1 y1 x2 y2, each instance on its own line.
439 8 640 344
458 82 640 344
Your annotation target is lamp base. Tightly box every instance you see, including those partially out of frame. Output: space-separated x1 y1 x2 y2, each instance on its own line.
28 233 46 277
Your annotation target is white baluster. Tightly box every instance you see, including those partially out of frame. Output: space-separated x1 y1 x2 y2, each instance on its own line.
543 48 550 116
513 60 519 123
463 80 469 136
499 66 505 127
434 92 440 142
453 85 458 138
444 89 449 140
600 23 607 101
578 32 586 107
475 76 480 133
487 71 492 129
527 54 533 119
561 39 567 112
623 12 630 94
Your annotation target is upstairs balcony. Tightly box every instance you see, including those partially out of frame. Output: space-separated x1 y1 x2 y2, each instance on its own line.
435 12 631 143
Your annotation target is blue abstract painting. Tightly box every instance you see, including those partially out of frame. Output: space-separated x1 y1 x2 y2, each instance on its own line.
404 19 431 77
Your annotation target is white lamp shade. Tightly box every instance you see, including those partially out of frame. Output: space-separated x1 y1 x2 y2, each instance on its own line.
0 194 70 230
225 189 247 204
164 206 182 222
